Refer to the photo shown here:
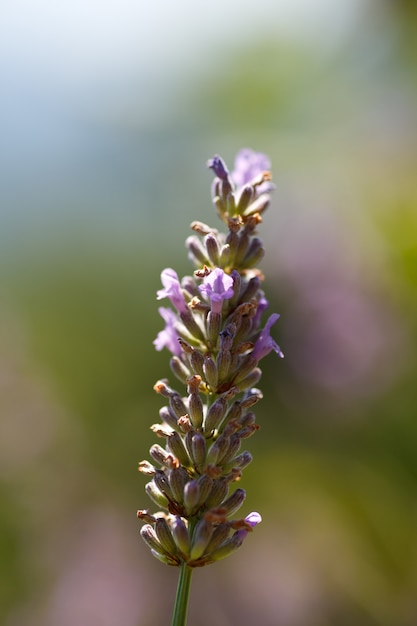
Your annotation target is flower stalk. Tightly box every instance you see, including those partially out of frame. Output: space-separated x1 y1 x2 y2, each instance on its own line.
137 149 283 625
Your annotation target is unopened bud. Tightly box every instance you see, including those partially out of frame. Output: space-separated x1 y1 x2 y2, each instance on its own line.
168 466 189 503
190 349 205 378
205 233 220 266
145 481 169 508
167 432 191 467
169 393 188 419
155 517 178 555
204 397 226 434
243 238 265 268
186 235 209 266
184 480 200 514
170 356 190 384
203 356 218 391
236 184 254 213
206 311 221 346
205 478 229 509
219 488 246 516
171 516 191 556
190 518 213 560
180 310 205 342
188 391 204 430
191 432 206 468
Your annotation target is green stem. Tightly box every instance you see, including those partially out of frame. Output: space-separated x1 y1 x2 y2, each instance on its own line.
171 562 193 626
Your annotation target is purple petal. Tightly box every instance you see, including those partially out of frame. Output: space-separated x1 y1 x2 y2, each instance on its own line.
245 512 262 527
156 268 188 314
199 268 234 314
252 313 284 361
153 307 181 356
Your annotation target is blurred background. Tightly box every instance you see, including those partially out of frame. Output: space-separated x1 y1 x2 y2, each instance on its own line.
1 0 417 624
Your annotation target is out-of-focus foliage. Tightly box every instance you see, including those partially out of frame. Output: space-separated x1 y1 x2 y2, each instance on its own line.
1 1 417 625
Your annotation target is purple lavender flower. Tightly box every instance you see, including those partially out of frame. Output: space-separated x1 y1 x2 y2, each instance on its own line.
231 148 271 188
235 512 262 543
153 307 181 356
199 268 234 314
207 155 229 181
251 313 284 361
157 268 188 314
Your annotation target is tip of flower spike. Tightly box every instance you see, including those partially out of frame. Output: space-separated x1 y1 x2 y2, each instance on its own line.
207 155 229 181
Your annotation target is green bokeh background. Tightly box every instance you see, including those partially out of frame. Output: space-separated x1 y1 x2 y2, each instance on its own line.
1 1 417 625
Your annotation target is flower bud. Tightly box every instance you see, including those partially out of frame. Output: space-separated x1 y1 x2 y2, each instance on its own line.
209 533 244 562
184 480 200 514
168 466 189 503
189 348 205 377
153 470 174 501
243 238 265 268
190 518 213 560
204 396 226 433
203 523 230 555
140 524 164 553
205 233 220 266
226 191 237 218
236 184 254 213
167 432 191 468
159 406 179 431
235 368 262 391
239 275 261 303
155 517 178 555
170 356 190 384
149 444 173 468
171 516 191 556
196 474 213 507
219 488 246 516
145 481 169 508
188 391 204 429
205 478 229 509
234 231 250 266
206 311 221 346
203 356 218 390
219 243 230 266
186 235 210 266
206 435 230 466
216 349 231 382
191 432 206 469
180 310 205 342
242 193 270 217
169 393 188 419
218 434 241 466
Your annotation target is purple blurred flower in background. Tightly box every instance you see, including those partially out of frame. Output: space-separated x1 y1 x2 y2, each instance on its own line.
231 148 271 188
199 268 235 314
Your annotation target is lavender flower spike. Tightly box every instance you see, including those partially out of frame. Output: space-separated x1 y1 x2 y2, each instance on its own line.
199 268 234 314
157 268 188 314
138 150 284 625
252 313 284 361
